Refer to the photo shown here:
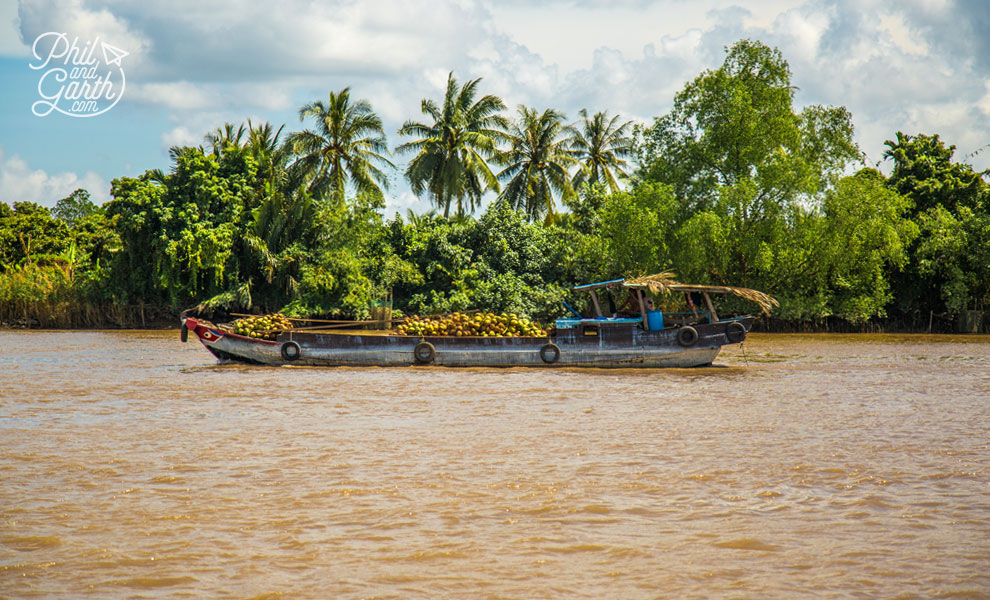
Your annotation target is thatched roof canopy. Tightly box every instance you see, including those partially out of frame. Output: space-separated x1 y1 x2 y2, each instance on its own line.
620 272 779 316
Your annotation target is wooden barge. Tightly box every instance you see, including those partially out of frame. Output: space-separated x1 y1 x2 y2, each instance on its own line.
181 275 776 368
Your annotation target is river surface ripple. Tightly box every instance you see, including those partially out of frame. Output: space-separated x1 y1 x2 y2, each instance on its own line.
1 331 988 599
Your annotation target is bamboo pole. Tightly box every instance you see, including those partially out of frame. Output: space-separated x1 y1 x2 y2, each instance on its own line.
589 290 603 317
275 322 399 333
229 308 480 325
229 312 372 324
702 292 718 323
636 289 649 330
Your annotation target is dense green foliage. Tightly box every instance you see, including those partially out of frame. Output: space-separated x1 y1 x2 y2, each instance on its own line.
631 40 919 323
2 39 987 330
882 133 990 319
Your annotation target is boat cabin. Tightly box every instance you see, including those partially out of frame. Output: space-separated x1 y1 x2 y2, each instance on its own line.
556 275 776 333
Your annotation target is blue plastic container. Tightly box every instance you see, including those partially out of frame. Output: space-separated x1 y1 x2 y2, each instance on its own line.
646 310 664 331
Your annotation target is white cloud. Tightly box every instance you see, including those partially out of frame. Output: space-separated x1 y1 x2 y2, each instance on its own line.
979 80 990 117
127 81 292 112
18 0 150 69
19 0 494 82
160 125 200 149
383 189 433 218
772 6 829 63
0 146 110 207
877 12 928 56
0 0 27 56
128 81 216 111
764 1 990 170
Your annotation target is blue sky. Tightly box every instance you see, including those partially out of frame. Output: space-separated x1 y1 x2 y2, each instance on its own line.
1 0 989 215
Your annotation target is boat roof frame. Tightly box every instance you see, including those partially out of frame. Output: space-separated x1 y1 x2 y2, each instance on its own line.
572 275 778 317
572 278 625 291
574 278 744 296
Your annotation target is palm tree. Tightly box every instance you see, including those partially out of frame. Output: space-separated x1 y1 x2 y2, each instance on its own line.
286 88 394 202
496 106 578 222
205 122 247 155
396 72 507 217
570 109 634 193
245 120 289 193
242 186 315 299
404 208 437 228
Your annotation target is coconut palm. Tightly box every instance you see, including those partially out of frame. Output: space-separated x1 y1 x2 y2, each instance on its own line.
286 88 394 202
241 185 315 297
396 72 507 217
404 208 438 228
496 106 578 222
205 122 247 155
570 109 634 193
245 120 289 193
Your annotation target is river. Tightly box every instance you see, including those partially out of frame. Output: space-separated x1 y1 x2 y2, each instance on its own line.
1 331 988 598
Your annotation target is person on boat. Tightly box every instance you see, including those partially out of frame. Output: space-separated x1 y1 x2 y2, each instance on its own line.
615 291 653 317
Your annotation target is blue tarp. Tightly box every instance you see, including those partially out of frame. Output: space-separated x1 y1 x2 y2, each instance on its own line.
555 317 642 329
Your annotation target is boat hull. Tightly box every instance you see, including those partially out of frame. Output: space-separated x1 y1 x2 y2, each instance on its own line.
182 317 753 368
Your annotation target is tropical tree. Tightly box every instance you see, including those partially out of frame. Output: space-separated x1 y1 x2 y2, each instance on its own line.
404 208 437 228
205 122 247 155
636 39 859 218
53 188 101 226
496 106 578 222
570 109 634 193
245 120 289 193
765 169 917 323
882 132 990 318
237 185 316 309
286 88 394 203
883 132 988 216
633 39 860 288
0 202 72 268
396 72 507 217
104 138 282 308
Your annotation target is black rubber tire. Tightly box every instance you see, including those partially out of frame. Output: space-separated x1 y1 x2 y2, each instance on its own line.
414 341 435 364
281 340 301 361
539 343 561 364
180 323 189 343
726 321 746 343
677 325 699 347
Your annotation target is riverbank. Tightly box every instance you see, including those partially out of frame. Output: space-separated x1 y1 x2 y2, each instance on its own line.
0 304 178 330
753 312 990 334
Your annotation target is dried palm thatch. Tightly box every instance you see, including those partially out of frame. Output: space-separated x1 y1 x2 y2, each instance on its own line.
621 272 678 294
622 272 779 316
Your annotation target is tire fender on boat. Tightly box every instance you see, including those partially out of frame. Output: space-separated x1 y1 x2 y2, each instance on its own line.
414 341 435 364
281 340 302 361
180 323 189 343
539 343 561 364
677 325 699 347
726 321 746 343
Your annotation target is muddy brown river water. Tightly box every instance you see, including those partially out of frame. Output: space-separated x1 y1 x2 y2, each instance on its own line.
1 331 988 599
